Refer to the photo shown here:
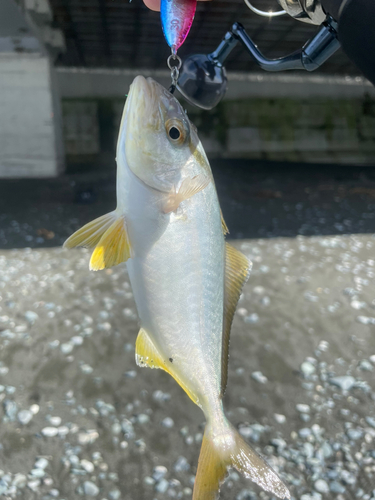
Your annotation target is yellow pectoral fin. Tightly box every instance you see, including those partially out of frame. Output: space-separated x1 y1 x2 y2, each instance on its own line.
135 328 199 405
63 211 132 271
90 216 132 271
63 212 117 249
163 174 210 214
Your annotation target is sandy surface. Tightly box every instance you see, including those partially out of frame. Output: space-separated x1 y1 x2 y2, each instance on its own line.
0 161 375 500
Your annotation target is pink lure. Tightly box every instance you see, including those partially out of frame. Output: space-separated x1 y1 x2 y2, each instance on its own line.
160 0 197 52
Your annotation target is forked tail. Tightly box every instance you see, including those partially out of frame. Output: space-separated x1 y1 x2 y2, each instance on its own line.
193 418 290 500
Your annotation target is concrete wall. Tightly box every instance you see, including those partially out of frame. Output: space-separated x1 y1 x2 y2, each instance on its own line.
57 68 375 167
0 0 65 178
0 54 65 177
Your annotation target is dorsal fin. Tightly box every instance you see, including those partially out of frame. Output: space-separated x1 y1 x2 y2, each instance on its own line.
135 328 199 405
221 243 252 397
221 210 229 235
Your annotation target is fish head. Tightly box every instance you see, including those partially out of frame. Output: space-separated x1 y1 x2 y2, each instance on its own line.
120 75 203 192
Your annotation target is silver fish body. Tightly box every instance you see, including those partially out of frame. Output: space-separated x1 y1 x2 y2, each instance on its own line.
64 76 290 500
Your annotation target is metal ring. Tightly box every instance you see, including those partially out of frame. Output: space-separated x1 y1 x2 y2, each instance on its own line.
167 53 182 71
243 0 286 17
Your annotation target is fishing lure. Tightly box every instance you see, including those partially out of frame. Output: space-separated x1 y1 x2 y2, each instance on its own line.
160 0 197 92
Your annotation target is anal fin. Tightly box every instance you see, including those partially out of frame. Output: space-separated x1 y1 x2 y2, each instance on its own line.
136 328 199 405
163 174 210 214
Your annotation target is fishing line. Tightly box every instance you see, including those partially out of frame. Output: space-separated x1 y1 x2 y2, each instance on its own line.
243 0 286 17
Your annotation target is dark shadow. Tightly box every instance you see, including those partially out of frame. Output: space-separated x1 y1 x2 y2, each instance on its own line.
0 159 375 249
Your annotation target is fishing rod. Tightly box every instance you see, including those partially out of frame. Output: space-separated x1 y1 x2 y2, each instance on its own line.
174 0 375 109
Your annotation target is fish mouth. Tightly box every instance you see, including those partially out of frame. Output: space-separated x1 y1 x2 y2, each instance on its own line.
126 76 161 130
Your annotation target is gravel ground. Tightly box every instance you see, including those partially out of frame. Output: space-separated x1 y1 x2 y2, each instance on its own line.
0 161 375 500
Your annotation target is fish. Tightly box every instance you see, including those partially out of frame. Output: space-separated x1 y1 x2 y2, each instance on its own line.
64 75 291 500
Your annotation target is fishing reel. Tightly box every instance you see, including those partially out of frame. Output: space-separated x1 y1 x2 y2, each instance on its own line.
177 0 375 109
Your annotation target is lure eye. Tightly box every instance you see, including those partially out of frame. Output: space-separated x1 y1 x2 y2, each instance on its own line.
165 119 186 145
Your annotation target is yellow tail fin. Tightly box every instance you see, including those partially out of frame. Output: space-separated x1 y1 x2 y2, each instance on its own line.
193 420 290 500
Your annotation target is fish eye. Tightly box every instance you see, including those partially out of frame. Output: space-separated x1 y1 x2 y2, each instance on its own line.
165 119 186 145
169 127 180 140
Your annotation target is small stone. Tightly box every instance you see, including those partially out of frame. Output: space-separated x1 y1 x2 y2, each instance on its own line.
49 489 60 498
274 414 286 424
173 456 190 472
301 361 316 377
137 413 150 424
25 311 38 324
366 416 375 428
111 422 122 435
237 308 248 317
251 371 268 384
315 480 329 493
30 404 40 415
80 364 93 374
244 313 259 324
78 430 99 445
4 400 18 420
143 477 155 486
341 470 356 485
71 335 84 346
329 376 355 391
271 438 287 450
321 442 333 458
27 479 41 492
13 474 27 488
303 442 315 458
347 428 363 440
350 300 366 310
155 479 169 494
370 355 375 364
81 460 95 474
161 417 174 428
30 468 45 478
83 481 99 497
58 426 69 437
108 490 121 500
359 360 373 371
296 404 310 413
299 428 312 438
48 416 62 426
60 343 73 354
18 410 33 425
153 466 168 482
35 458 49 470
330 482 346 494
41 427 59 437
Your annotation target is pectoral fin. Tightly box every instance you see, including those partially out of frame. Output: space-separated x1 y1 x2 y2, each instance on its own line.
221 243 252 397
64 212 117 249
64 212 132 271
135 328 199 405
163 174 210 214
